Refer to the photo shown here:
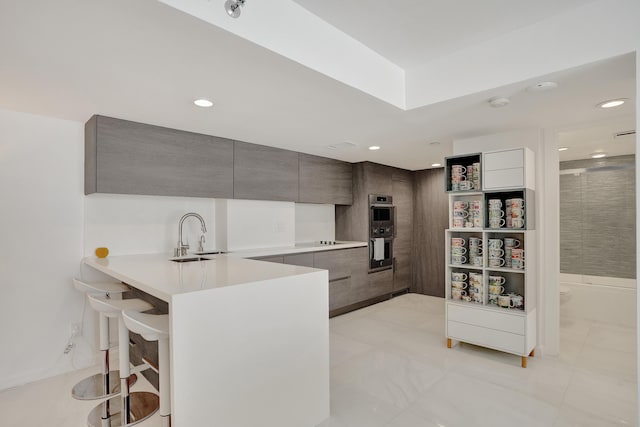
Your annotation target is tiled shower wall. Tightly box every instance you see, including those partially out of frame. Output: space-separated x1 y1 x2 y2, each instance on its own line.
560 155 636 279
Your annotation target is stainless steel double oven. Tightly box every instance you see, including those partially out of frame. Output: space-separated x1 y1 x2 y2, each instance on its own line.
369 194 394 271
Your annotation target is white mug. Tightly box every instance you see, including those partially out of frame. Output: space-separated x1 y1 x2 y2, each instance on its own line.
489 275 506 285
489 248 505 258
488 239 503 249
451 237 466 246
451 281 468 289
489 258 505 267
489 285 505 294
512 218 525 228
451 272 468 281
451 247 467 255
489 219 506 228
504 238 521 248
451 255 467 264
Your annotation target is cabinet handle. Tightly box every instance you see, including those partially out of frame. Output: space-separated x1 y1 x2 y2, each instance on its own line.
329 275 351 283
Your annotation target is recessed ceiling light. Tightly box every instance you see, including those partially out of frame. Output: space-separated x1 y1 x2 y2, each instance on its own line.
368 146 380 151
591 153 607 159
194 99 214 108
431 163 442 167
558 147 569 152
597 98 627 109
488 97 510 108
527 81 558 92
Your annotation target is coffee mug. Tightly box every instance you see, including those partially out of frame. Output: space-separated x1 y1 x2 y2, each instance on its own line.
462 295 472 302
489 248 505 257
471 257 483 267
453 217 465 228
451 272 468 281
512 218 525 228
488 209 504 219
452 182 460 191
511 198 525 208
498 295 511 308
489 275 506 285
488 199 502 207
489 258 505 267
459 181 474 191
452 281 468 289
469 237 483 246
488 239 503 249
470 286 482 295
471 293 483 303
451 247 467 255
488 294 499 305
510 294 524 309
489 219 506 228
451 165 466 174
511 258 525 269
504 238 520 248
452 288 467 300
453 201 469 209
511 248 524 258
473 217 483 228
471 200 482 210
451 237 466 246
489 285 505 294
511 208 525 217
453 209 469 218
451 255 467 264
464 221 474 228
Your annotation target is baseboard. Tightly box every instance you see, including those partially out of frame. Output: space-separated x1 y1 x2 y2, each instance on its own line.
560 273 636 289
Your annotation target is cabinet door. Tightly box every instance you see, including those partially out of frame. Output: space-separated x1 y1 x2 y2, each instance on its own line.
87 115 234 198
299 154 352 205
283 253 314 267
233 141 299 201
392 169 413 291
253 255 284 263
366 269 393 300
314 247 367 309
364 162 393 195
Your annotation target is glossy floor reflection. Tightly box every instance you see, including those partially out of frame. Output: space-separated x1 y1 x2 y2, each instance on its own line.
0 293 636 426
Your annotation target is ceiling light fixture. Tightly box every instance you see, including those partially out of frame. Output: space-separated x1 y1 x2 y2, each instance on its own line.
431 163 442 167
527 81 558 92
194 99 214 108
224 0 246 18
488 97 510 108
558 147 569 152
597 98 627 109
368 146 380 151
591 152 607 159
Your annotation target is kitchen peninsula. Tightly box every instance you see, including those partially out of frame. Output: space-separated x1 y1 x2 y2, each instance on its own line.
83 253 329 427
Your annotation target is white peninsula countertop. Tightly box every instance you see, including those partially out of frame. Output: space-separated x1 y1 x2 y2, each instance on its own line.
82 251 330 427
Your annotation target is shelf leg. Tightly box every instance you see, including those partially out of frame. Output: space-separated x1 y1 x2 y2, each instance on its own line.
521 356 527 368
529 349 535 357
447 338 452 349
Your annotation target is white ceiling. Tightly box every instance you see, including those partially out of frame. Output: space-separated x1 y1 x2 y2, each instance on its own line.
0 0 635 170
292 0 597 69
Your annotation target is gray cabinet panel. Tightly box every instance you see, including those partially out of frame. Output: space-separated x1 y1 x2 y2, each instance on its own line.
233 142 299 201
366 269 393 300
299 154 352 205
364 162 393 195
392 169 414 291
89 116 234 198
413 168 448 297
314 247 367 311
283 253 314 267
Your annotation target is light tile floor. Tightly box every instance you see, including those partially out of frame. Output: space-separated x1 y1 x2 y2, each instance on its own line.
0 293 636 426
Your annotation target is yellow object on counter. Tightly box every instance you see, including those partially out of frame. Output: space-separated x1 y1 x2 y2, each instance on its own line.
95 247 109 258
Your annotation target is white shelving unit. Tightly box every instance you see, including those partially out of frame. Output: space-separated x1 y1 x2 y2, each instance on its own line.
444 148 536 368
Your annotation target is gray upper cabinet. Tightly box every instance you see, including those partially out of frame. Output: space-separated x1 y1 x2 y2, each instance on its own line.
233 141 299 201
85 115 234 198
299 154 352 205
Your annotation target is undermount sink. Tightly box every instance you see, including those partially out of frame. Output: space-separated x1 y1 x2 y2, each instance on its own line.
193 251 227 255
170 257 213 263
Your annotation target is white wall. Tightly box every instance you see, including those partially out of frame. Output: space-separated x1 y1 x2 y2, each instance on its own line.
84 194 215 256
453 129 561 356
295 203 335 243
0 109 85 390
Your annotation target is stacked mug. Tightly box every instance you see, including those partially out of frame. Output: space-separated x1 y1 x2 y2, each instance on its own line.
487 199 505 228
487 238 505 267
451 237 467 265
506 198 525 229
451 165 474 192
452 201 469 228
468 272 483 303
498 293 524 309
511 248 525 269
469 200 482 228
451 271 468 300
468 237 483 267
467 162 481 191
488 275 505 305
504 238 521 268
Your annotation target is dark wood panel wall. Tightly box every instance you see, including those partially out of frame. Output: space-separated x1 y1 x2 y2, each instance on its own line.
412 168 448 297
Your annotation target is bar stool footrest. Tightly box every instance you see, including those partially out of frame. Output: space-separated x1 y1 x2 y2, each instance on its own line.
72 372 138 400
87 391 159 427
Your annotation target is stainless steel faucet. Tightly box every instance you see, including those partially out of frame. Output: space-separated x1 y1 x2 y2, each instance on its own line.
175 213 207 257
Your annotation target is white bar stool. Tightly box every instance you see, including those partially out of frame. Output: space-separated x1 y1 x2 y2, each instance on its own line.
87 294 160 427
122 311 171 427
72 278 138 400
